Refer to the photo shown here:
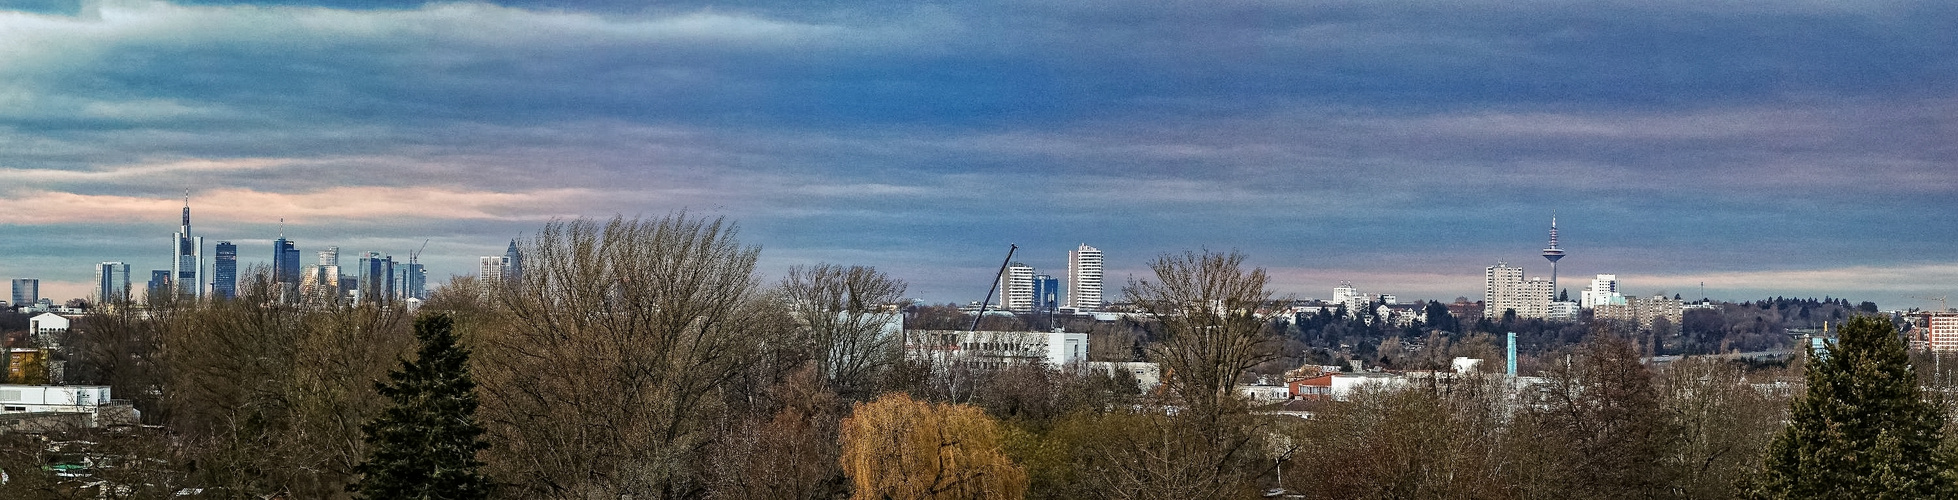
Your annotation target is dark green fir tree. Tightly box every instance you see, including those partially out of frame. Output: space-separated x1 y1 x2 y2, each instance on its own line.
1749 315 1952 498
350 314 493 499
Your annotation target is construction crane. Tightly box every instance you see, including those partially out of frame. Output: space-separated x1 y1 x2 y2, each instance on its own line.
1909 295 1949 312
410 239 429 264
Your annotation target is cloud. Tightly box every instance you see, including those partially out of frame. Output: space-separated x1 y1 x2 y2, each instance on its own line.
0 186 599 224
0 0 1954 305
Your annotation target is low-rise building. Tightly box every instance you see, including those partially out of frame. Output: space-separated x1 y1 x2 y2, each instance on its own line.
0 385 139 433
904 329 1089 370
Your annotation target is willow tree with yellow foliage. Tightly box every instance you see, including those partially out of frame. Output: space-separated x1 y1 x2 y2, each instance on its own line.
839 393 1027 500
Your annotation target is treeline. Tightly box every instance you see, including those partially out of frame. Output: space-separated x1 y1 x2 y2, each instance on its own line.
2 214 1953 499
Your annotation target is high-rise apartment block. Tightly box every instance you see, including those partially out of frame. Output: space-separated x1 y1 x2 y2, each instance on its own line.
997 263 1035 312
11 278 40 307
1067 244 1103 311
1595 295 1683 334
170 197 205 300
213 241 238 300
1484 261 1551 319
95 262 131 305
1918 313 1958 352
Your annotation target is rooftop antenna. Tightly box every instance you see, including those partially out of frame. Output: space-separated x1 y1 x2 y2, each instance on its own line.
970 244 1018 332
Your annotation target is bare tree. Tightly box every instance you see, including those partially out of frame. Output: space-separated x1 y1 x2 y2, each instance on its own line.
471 214 787 498
776 264 907 400
1125 250 1281 416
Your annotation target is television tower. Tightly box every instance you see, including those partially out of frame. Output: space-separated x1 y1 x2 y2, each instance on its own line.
1541 216 1565 300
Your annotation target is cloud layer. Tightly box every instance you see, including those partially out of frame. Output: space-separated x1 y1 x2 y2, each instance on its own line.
2 0 1954 306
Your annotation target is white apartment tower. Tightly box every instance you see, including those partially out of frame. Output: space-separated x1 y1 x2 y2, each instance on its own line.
1067 244 1104 311
1485 261 1554 319
997 263 1035 312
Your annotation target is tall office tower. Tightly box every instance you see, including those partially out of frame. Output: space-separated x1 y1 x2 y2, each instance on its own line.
95 262 132 305
1067 244 1104 311
11 278 40 307
1541 217 1566 295
301 247 342 303
146 270 171 304
479 255 510 287
212 241 238 300
1581 274 1622 308
170 195 205 300
1031 274 1061 312
399 261 426 300
272 237 301 285
996 263 1035 312
1484 261 1524 319
504 239 524 284
357 252 395 305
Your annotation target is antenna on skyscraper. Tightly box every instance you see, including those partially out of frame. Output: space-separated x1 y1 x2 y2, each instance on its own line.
970 244 1018 332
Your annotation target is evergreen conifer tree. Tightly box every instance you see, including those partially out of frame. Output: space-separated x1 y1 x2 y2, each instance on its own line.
1750 315 1951 498
351 313 493 499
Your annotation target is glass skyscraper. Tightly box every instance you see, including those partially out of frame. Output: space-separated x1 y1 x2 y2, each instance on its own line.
11 278 39 307
213 241 238 300
96 262 131 305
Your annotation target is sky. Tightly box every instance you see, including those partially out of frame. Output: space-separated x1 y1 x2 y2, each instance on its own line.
2 0 1955 309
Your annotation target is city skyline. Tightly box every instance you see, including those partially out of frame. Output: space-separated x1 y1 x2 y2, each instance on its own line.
1 0 1954 307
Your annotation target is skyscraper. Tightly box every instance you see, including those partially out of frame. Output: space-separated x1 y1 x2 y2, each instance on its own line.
11 278 39 307
273 237 301 285
997 263 1035 312
504 239 524 284
1067 244 1104 312
479 255 510 287
357 252 395 305
171 194 205 300
146 270 171 304
95 262 131 305
301 247 342 303
213 241 238 300
1032 274 1061 313
400 261 426 301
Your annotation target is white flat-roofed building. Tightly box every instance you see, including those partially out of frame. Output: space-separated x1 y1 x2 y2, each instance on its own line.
904 329 1088 370
0 385 138 431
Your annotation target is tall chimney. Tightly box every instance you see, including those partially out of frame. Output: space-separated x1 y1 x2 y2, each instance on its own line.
1507 332 1518 377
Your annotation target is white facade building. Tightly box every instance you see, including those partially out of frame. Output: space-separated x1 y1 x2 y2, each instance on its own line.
1067 244 1104 312
1581 274 1624 308
1485 261 1553 320
997 263 1035 312
904 329 1088 370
